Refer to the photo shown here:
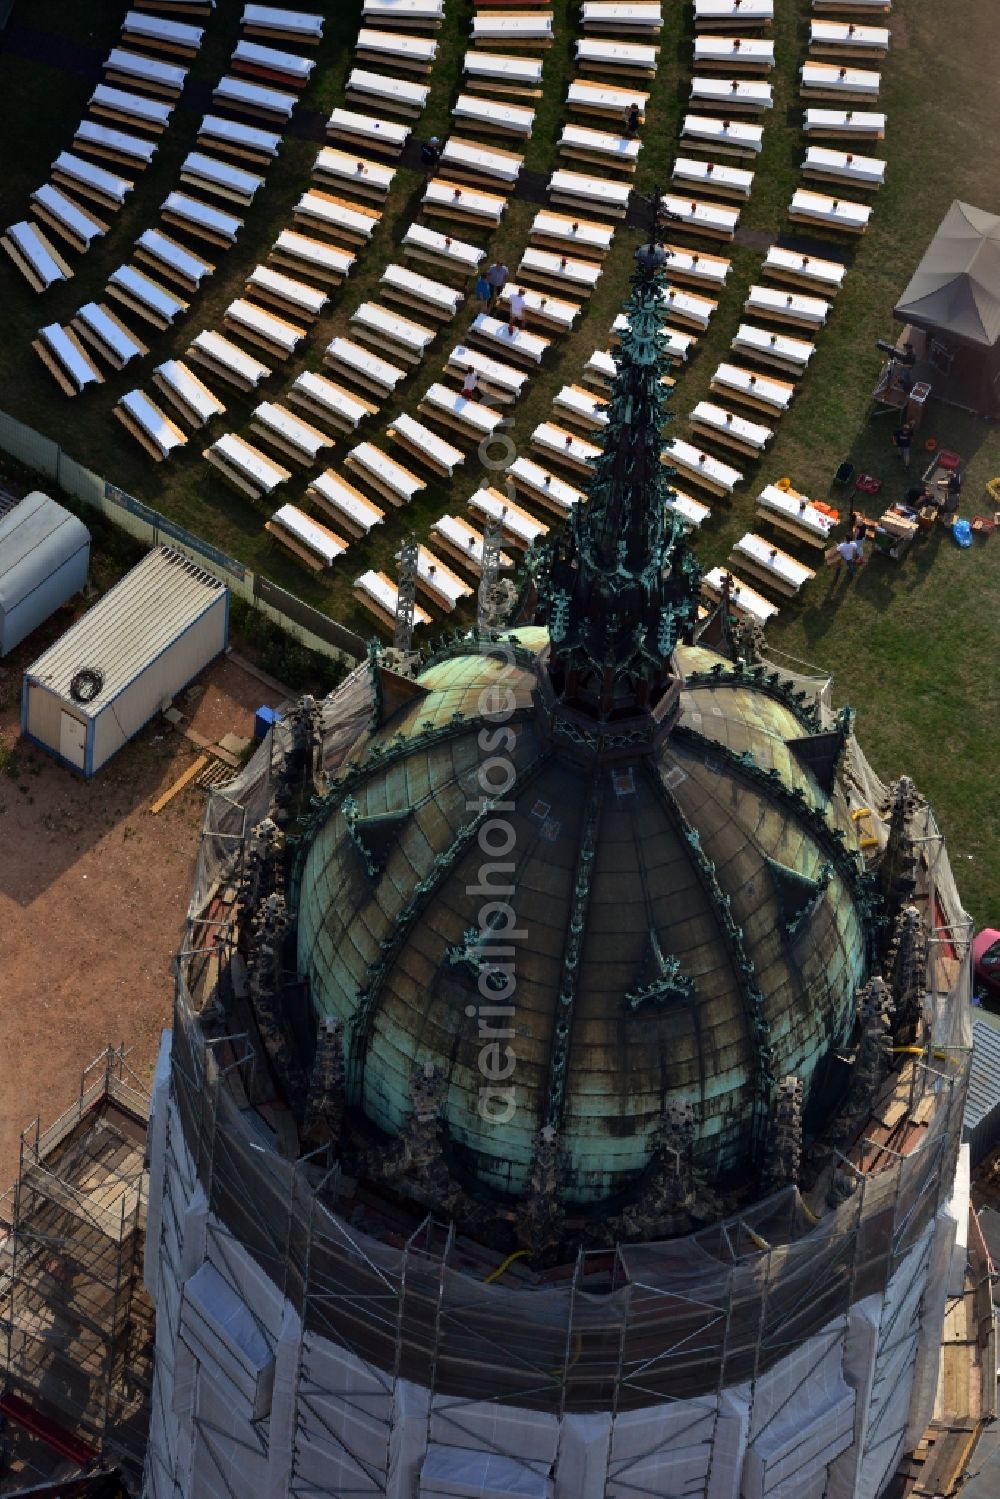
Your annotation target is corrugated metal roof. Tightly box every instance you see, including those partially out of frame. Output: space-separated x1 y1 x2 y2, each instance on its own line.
26 545 226 717
964 1014 1000 1133
0 490 90 612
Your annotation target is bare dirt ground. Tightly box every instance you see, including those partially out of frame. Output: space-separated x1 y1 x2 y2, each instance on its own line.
0 652 284 1187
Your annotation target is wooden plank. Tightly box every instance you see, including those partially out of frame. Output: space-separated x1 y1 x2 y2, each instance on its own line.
151 755 209 813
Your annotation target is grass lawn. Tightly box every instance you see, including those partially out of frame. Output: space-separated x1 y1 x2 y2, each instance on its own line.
0 0 999 921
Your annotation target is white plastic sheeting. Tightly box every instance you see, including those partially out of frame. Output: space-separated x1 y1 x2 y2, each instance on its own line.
419 1448 553 1497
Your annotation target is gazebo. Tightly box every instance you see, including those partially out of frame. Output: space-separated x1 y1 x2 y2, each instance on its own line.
894 199 1000 415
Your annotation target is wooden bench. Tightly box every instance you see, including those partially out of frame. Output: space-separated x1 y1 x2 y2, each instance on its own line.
266 505 348 571
307 471 385 537
114 389 188 462
293 190 381 245
422 177 507 229
362 0 444 30
204 432 291 500
121 11 204 57
559 123 641 173
471 12 553 47
288 371 376 433
661 243 731 290
508 456 585 517
324 336 405 398
575 38 659 77
702 566 779 624
180 150 265 206
152 358 226 428
71 301 149 370
246 264 329 321
610 315 693 362
345 68 429 118
350 302 436 365
467 312 550 365
671 156 755 200
659 193 739 241
417 382 504 445
52 151 134 213
325 108 410 158
232 39 316 90
241 6 325 46
32 324 104 397
530 420 602 475
445 344 528 404
409 545 474 612
161 190 244 248
730 532 816 596
754 483 835 548
269 229 354 285
197 113 282 166
731 322 815 374
681 113 763 157
496 284 581 333
74 120 158 172
135 228 215 292
354 570 432 632
548 168 631 220
788 187 871 234
761 245 846 294
468 487 549 548
694 0 773 30
440 137 524 192
690 400 773 458
530 209 614 259
380 263 461 320
463 49 544 98
694 36 775 71
88 83 174 134
803 107 885 140
689 77 773 114
213 74 297 121
430 514 514 575
251 402 335 466
355 27 437 74
800 61 880 103
663 436 742 495
516 246 602 296
452 94 534 139
387 414 465 478
802 144 885 189
104 46 188 98
30 184 108 254
552 383 609 433
566 79 648 121
107 263 188 329
710 363 794 417
345 442 426 507
809 20 890 58
313 147 395 203
401 221 484 277
744 283 830 330
187 328 272 391
224 298 306 359
1 222 72 293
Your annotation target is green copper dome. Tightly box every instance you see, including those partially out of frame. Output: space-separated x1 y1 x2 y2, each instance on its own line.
294 630 870 1205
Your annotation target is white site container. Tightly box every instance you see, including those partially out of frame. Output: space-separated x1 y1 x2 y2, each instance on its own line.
22 545 228 776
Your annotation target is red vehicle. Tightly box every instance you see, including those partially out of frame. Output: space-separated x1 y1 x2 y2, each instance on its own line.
973 928 1000 999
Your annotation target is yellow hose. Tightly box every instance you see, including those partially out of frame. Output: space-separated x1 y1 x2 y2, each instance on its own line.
986 477 1000 505
483 1248 530 1285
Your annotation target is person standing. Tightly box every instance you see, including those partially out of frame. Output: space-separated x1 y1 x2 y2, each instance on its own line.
507 287 526 336
892 421 914 468
420 136 441 173
624 102 641 138
486 259 508 310
835 536 863 580
474 269 491 313
461 368 479 400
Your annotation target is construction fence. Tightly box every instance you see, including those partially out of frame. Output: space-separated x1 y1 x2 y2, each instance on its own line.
0 409 366 668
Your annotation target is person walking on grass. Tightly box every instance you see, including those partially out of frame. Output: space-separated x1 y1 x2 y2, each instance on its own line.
461 368 479 400
624 102 641 138
474 269 491 313
420 136 441 173
892 420 914 469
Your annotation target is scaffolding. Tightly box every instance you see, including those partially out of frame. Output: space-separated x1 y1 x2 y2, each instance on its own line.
0 1050 154 1496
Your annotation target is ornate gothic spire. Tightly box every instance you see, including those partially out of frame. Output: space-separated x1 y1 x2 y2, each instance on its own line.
535 239 701 726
